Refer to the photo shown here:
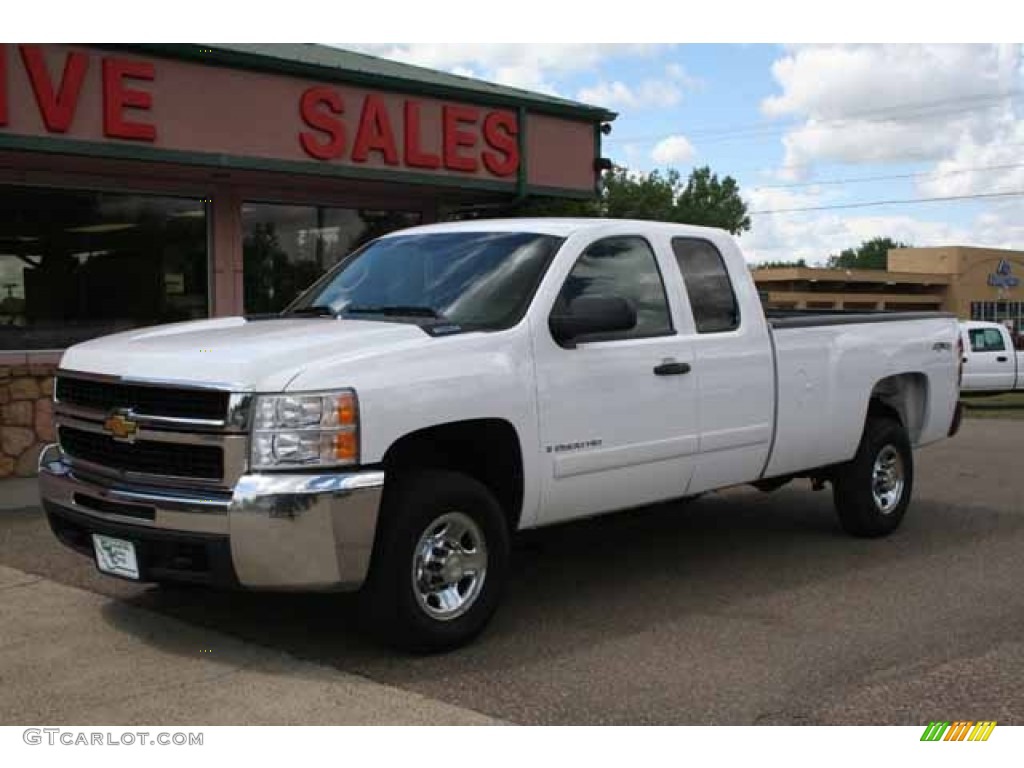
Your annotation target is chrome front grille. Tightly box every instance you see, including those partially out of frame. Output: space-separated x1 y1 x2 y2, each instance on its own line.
55 377 230 421
53 372 251 489
58 426 224 480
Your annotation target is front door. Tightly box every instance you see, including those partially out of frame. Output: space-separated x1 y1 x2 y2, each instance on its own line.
531 234 699 524
964 326 1015 390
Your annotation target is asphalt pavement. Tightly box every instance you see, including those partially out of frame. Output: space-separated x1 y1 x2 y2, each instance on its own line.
1 418 1021 725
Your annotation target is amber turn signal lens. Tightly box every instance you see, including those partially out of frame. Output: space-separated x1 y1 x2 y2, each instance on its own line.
336 395 357 426
333 430 358 462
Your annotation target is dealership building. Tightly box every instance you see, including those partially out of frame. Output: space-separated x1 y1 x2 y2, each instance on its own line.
0 43 614 477
754 245 1024 331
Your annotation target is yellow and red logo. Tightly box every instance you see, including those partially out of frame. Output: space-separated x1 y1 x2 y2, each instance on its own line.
920 721 996 742
103 411 138 442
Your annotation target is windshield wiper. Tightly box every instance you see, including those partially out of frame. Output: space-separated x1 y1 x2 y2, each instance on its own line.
287 305 339 317
343 305 441 318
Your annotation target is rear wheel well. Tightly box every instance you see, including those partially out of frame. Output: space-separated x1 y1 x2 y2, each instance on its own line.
381 419 524 532
868 372 928 443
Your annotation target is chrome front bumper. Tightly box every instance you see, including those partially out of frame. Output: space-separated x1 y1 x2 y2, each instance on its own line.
37 444 384 590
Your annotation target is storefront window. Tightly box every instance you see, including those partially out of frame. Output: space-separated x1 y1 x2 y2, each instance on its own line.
972 301 1024 348
242 204 421 313
0 186 208 350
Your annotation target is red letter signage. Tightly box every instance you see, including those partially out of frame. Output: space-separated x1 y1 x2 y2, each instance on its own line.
351 94 399 165
299 86 346 160
294 85 521 182
102 57 156 141
443 105 479 173
20 44 88 133
403 100 440 169
482 111 518 177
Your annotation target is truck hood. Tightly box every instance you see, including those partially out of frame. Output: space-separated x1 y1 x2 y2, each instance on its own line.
59 316 434 392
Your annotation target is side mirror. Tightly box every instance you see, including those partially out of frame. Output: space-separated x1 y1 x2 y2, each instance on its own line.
549 295 637 347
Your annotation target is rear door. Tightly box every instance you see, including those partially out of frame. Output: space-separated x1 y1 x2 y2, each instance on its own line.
964 326 1015 391
670 237 775 492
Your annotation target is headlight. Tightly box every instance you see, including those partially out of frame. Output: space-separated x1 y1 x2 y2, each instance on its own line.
251 390 358 469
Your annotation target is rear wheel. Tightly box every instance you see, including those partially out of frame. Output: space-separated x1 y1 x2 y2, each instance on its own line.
832 416 914 537
360 470 509 653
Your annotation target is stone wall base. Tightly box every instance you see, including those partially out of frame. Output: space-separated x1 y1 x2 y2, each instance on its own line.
0 364 56 478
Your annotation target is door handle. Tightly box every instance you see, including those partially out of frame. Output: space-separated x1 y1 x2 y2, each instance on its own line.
653 361 691 376
997 356 1009 362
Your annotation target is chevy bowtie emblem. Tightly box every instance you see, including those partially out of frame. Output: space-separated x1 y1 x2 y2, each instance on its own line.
104 411 138 442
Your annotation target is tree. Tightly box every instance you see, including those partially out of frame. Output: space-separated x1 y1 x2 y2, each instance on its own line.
674 166 751 234
503 195 600 219
826 237 910 270
502 165 752 236
602 168 679 222
754 259 807 269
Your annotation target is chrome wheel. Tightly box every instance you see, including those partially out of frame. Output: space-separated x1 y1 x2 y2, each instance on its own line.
412 511 488 621
872 445 905 514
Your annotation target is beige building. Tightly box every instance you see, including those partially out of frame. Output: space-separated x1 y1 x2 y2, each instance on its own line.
754 245 1024 330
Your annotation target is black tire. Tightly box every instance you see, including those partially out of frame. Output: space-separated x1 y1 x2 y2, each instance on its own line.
359 470 510 653
832 416 914 538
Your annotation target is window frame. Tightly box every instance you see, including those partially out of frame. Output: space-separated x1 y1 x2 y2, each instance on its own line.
547 234 676 347
671 236 741 334
968 327 1006 353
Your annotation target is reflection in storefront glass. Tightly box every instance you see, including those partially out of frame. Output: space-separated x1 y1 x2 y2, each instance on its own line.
242 204 421 314
0 186 208 350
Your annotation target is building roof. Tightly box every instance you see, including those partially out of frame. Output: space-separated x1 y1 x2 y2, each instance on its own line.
123 44 616 123
751 266 951 285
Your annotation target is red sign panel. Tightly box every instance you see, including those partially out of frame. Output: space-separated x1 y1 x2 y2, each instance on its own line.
0 45 597 191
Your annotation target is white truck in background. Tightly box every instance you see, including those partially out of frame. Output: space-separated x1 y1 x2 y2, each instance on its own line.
959 320 1024 393
39 219 962 651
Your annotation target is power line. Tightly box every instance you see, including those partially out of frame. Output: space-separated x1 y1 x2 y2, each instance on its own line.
752 161 1024 190
748 189 1024 215
610 87 1024 145
742 139 1024 177
605 138 1024 183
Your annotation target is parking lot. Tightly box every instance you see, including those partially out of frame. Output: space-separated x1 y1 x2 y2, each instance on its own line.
1 417 1022 725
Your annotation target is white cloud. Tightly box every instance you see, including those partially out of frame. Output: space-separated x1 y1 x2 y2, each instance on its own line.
665 63 702 91
650 135 696 165
339 43 666 97
916 120 1024 197
577 80 679 109
740 184 1024 265
576 63 701 110
743 44 1024 262
969 199 1024 249
761 44 1024 174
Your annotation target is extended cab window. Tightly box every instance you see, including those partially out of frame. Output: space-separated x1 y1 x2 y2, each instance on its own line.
554 236 672 341
672 238 740 333
968 328 1006 352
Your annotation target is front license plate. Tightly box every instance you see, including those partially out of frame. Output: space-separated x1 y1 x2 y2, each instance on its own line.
92 534 140 580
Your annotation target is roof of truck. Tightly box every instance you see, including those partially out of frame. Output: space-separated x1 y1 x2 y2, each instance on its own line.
383 218 732 239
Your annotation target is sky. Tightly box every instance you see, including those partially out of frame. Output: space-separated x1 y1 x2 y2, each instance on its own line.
341 44 1024 266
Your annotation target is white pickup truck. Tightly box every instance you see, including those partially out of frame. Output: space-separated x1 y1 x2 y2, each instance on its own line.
959 320 1024 393
39 219 962 651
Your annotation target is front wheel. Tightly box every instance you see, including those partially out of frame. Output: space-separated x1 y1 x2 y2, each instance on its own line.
360 470 510 653
832 416 914 538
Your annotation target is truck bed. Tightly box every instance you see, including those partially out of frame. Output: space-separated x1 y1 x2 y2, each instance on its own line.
762 310 960 480
766 309 955 329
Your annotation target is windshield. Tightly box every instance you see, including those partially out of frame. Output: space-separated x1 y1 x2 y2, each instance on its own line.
287 231 565 330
